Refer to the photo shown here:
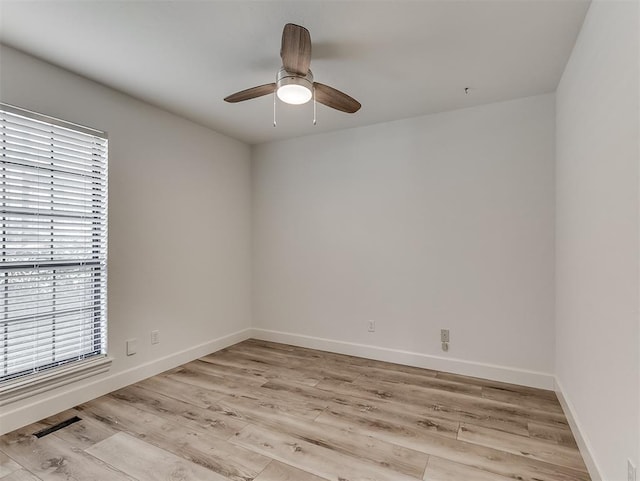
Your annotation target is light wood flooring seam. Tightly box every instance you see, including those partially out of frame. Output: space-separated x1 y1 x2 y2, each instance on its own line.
0 339 591 481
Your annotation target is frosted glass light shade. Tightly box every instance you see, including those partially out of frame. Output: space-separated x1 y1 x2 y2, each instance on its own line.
277 84 312 105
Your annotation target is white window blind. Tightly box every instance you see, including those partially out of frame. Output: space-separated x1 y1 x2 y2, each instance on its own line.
0 103 108 384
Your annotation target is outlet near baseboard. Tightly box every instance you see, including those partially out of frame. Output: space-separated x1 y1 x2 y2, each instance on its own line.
126 338 137 356
441 329 450 342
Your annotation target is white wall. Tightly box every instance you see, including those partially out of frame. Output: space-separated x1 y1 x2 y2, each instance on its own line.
0 45 253 433
252 94 556 387
555 1 640 480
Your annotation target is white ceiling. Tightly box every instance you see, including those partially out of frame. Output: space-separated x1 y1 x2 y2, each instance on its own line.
0 0 589 145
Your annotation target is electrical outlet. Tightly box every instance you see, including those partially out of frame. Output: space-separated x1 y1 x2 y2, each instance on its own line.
441 329 450 343
368 320 376 332
126 338 137 356
629 459 636 481
151 330 160 345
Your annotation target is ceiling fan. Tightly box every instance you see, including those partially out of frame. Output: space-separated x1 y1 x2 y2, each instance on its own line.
224 23 361 114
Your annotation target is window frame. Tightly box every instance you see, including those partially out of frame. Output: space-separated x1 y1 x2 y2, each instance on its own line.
0 103 110 405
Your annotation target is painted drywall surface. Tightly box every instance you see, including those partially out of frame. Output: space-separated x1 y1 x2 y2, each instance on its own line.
555 1 640 479
252 94 556 376
0 45 252 431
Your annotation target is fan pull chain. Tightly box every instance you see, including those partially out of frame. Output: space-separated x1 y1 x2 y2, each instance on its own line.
273 92 277 127
313 87 317 126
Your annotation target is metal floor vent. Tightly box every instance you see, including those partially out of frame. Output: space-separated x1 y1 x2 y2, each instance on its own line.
33 416 82 438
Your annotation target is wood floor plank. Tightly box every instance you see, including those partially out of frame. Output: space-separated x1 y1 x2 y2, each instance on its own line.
78 395 270 481
182 360 268 387
255 378 341 404
1 470 41 481
199 355 324 387
218 393 430 478
315 407 589 481
244 339 440 378
253 460 327 481
329 398 461 439
108 383 247 438
318 401 459 441
242 338 437 380
0 450 21 477
316 405 463 454
227 388 328 420
382 375 563 427
162 365 266 398
235 342 372 380
232 423 419 481
201 351 271 372
349 375 569 428
528 421 579 448
458 423 587 472
218 345 362 383
314 377 531 436
436 371 558 401
423 456 515 481
86 432 230 481
482 386 564 413
224 380 333 419
21 409 116 451
191 379 330 421
0 428 134 481
136 372 226 409
359 367 483 396
259 377 460 434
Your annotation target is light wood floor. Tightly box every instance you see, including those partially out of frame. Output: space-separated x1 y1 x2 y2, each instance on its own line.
1 339 590 481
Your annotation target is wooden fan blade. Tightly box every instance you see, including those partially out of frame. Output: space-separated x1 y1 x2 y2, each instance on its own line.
224 83 276 103
313 82 361 113
281 23 311 75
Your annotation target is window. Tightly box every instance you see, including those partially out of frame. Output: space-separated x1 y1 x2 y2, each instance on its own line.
0 104 108 400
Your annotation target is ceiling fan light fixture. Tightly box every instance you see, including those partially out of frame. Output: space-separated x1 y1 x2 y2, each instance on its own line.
277 83 312 105
276 67 314 105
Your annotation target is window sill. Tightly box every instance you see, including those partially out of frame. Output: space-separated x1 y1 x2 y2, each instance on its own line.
0 357 112 407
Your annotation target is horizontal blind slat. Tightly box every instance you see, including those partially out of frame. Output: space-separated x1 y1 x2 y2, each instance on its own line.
1 111 107 143
1 169 106 191
3 136 107 166
2 130 107 157
2 143 107 170
1 124 107 154
1 155 107 181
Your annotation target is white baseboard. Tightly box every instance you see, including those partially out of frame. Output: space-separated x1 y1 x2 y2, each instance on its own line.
250 328 555 390
0 328 252 435
554 377 603 481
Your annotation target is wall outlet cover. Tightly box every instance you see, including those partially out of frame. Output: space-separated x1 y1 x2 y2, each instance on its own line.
151 330 160 345
126 338 137 356
441 329 450 342
367 320 375 332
